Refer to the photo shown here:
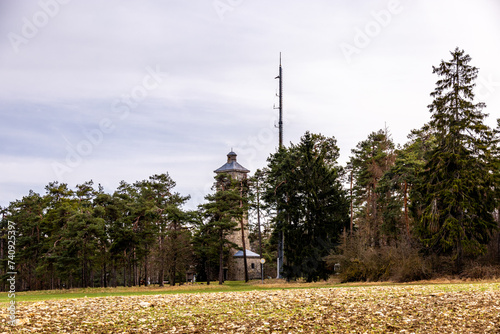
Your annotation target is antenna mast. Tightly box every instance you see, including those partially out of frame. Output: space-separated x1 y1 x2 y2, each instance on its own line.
275 53 284 279
274 53 284 148
278 53 283 148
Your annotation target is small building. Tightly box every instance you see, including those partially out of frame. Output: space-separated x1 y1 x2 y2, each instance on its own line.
214 151 261 281
233 250 262 280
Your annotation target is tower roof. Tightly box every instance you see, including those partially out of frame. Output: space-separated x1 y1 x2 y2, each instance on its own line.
233 250 261 258
214 151 250 174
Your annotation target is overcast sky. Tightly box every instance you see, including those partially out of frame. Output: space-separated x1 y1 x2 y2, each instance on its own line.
1 0 499 209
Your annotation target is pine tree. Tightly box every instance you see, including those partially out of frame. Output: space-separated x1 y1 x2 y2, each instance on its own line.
414 48 497 269
93 190 120 288
377 127 434 240
247 169 274 277
3 191 46 290
199 174 245 285
131 173 191 286
349 129 395 247
192 214 219 285
41 182 80 289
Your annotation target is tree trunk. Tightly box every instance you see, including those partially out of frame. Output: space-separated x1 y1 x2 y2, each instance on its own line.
111 260 117 288
240 215 249 283
170 221 178 286
404 181 410 238
350 168 353 234
144 250 149 286
206 259 211 285
239 184 249 282
158 266 164 287
158 232 165 287
100 265 104 288
82 251 87 288
132 249 137 286
497 231 500 264
123 255 126 287
456 241 464 273
497 207 500 263
90 269 94 288
28 262 32 291
103 261 107 288
170 252 177 286
50 265 54 290
218 232 224 285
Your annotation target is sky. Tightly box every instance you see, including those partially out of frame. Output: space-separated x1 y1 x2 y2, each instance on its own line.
1 0 499 209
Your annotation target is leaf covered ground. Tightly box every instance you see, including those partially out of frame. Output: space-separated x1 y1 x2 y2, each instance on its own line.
1 283 499 333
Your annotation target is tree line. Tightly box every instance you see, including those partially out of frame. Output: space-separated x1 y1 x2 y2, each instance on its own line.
1 47 499 290
335 48 500 281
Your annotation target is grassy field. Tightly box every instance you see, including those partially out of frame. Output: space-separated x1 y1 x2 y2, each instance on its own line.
1 280 499 333
0 279 340 303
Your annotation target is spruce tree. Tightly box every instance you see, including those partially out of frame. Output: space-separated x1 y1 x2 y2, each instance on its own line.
264 132 349 281
414 48 497 269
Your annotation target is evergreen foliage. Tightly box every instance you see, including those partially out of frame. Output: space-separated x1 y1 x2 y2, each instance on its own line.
349 129 395 246
264 132 349 281
0 174 192 291
247 169 276 278
377 127 435 240
412 48 498 269
198 173 247 285
1 48 500 289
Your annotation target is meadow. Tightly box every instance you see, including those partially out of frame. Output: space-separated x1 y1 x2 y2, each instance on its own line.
1 280 499 333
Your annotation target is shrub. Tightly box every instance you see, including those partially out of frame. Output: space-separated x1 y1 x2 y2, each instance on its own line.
327 234 431 283
460 262 500 280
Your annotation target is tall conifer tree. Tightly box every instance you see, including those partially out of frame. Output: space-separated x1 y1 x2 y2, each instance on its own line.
199 174 245 285
264 132 349 281
413 48 497 269
349 129 395 246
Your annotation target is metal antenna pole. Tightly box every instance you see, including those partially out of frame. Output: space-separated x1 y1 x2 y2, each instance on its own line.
278 53 283 148
275 53 284 279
